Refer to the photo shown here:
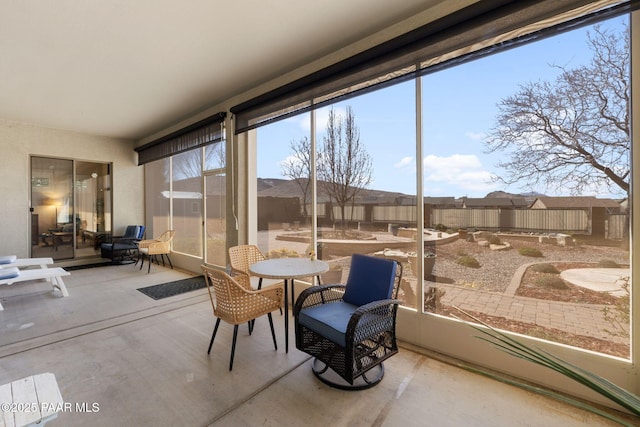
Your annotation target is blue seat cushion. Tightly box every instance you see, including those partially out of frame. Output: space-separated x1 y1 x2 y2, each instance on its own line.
298 301 358 347
342 254 396 306
0 255 17 265
0 267 20 280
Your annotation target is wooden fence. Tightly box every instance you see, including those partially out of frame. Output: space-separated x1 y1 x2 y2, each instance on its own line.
315 204 625 238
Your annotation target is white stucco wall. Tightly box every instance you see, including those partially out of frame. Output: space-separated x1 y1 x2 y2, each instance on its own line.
0 118 143 258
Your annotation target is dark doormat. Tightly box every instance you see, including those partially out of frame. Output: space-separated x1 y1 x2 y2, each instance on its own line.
64 262 112 271
137 276 206 300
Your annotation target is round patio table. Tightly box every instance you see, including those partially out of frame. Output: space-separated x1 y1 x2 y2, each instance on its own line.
249 258 329 353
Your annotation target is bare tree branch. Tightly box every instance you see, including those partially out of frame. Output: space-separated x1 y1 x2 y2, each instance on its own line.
318 106 373 230
280 136 312 218
485 24 629 196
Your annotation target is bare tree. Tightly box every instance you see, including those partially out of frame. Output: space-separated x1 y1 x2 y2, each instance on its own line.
280 136 312 218
173 142 225 179
485 24 629 197
318 106 373 231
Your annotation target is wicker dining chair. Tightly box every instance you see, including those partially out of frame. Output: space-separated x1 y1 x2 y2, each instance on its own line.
137 230 175 273
228 244 266 289
201 265 283 371
228 245 284 320
294 253 402 390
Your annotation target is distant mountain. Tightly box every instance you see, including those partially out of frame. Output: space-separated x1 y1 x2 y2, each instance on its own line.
485 190 545 199
257 178 290 192
257 178 410 203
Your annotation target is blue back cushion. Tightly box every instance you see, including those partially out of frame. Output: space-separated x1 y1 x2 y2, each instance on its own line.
136 225 146 239
123 226 137 238
342 254 396 306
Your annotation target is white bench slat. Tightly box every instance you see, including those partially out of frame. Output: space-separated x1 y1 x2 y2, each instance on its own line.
32 374 63 420
11 377 40 427
1 258 53 269
0 268 70 310
0 373 62 427
0 268 69 286
0 382 15 427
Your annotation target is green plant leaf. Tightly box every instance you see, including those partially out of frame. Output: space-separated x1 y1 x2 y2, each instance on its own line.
453 307 640 419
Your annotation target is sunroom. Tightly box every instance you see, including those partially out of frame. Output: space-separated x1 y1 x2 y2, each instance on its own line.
0 0 638 425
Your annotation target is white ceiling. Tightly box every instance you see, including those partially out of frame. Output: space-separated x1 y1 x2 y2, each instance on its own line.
0 0 447 141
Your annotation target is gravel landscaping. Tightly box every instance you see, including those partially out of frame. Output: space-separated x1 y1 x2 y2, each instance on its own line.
427 237 629 294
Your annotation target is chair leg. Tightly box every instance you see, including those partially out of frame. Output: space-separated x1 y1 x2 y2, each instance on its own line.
147 255 152 273
229 325 239 371
208 318 221 354
139 254 144 270
166 254 173 269
267 313 277 350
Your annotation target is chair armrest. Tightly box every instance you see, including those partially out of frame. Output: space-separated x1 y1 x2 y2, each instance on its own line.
293 284 346 316
252 283 284 305
137 239 159 249
230 271 252 290
229 266 248 277
115 238 140 245
229 273 284 300
144 241 170 255
347 298 402 343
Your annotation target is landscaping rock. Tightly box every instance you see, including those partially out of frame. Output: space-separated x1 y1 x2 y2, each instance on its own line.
539 235 554 245
471 231 494 242
490 242 512 251
556 233 575 246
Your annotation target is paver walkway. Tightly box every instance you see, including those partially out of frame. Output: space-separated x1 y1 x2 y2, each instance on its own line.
436 282 627 344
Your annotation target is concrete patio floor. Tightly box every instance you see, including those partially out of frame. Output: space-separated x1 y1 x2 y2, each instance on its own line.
0 262 635 426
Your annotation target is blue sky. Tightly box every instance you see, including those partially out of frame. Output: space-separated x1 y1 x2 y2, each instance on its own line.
257 16 628 199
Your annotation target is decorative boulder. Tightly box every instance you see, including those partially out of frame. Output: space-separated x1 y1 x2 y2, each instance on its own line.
556 233 575 246
490 242 511 251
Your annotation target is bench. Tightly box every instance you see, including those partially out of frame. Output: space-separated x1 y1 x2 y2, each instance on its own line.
0 373 63 426
2 258 53 270
0 268 70 310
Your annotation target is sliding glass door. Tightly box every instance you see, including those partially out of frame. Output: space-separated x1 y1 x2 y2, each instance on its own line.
30 156 111 260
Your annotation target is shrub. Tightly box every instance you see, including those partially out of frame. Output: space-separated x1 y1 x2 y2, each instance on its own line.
535 276 569 290
435 223 448 232
455 255 481 268
518 246 543 257
597 259 620 268
266 248 300 259
488 235 502 245
530 263 559 274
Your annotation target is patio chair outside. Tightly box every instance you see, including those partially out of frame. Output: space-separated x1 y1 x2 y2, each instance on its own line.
294 253 402 390
201 265 283 371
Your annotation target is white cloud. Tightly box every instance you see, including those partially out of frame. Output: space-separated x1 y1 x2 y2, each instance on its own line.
394 156 414 169
293 106 347 133
465 131 485 140
423 154 497 193
278 154 297 168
